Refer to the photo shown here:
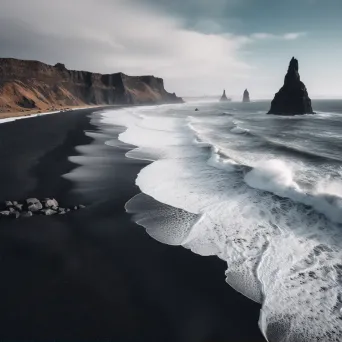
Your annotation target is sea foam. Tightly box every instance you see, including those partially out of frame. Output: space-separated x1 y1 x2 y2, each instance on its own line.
101 103 342 341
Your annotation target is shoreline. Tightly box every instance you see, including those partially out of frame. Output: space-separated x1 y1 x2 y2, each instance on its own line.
0 104 119 123
0 107 264 341
0 100 186 122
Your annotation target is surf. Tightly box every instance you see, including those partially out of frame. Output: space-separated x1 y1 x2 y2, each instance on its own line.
101 100 342 341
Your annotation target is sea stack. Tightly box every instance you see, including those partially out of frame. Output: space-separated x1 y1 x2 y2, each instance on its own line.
268 57 313 115
220 89 229 102
243 89 250 103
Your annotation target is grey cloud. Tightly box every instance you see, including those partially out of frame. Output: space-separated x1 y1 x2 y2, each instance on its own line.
0 0 253 96
131 0 243 34
0 18 118 71
1 0 333 98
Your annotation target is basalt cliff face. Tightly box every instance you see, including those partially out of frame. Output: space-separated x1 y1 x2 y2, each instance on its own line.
0 58 183 113
268 57 313 115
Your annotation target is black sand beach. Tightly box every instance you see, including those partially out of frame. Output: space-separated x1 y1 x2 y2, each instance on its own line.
0 108 264 341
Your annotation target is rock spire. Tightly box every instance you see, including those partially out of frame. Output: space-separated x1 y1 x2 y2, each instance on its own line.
268 57 314 115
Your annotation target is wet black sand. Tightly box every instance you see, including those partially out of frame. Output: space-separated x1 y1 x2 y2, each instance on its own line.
0 108 264 341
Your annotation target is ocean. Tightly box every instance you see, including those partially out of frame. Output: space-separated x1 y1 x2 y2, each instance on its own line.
93 100 342 341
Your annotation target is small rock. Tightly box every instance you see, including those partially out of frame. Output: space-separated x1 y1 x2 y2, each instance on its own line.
73 206 78 210
12 201 18 206
57 207 67 215
5 201 13 207
66 208 71 213
0 210 11 217
26 198 43 211
78 204 86 209
14 204 23 211
11 211 20 219
41 209 57 216
195 108 199 112
26 198 40 205
28 203 43 212
43 198 59 208
21 211 33 218
9 207 15 213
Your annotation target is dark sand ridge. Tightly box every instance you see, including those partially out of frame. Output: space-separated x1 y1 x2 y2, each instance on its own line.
0 107 264 341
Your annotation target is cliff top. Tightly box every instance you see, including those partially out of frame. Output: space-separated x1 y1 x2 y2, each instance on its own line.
0 57 161 80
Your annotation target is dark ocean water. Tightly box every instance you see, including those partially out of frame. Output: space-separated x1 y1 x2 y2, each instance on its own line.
98 99 342 341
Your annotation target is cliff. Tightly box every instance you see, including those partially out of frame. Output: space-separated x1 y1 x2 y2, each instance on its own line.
268 57 313 115
0 58 183 113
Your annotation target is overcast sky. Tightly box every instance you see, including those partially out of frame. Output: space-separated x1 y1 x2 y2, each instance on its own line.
0 0 341 98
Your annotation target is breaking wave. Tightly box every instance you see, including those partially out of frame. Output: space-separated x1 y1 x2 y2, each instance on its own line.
101 101 342 342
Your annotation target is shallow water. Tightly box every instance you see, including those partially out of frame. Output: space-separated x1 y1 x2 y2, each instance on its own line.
101 99 342 342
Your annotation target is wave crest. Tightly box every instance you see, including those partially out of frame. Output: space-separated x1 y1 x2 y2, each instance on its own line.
101 104 342 341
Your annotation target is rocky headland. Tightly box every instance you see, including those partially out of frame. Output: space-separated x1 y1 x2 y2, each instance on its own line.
268 57 314 115
0 58 183 115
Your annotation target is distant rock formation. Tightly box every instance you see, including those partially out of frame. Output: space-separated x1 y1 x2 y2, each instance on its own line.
268 57 314 115
243 89 250 103
0 58 183 113
220 89 231 102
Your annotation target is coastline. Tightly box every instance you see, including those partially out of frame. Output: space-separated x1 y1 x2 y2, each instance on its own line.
0 104 114 122
0 107 264 341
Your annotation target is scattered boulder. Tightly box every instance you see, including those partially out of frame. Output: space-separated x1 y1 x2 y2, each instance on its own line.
26 198 43 212
268 57 314 115
195 108 199 112
14 204 23 211
243 89 250 103
26 198 39 205
0 197 86 220
43 198 59 208
11 211 20 219
41 209 57 216
58 207 67 215
26 198 42 207
28 202 43 212
21 211 33 218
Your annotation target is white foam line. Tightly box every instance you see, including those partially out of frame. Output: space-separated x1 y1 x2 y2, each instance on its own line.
0 110 60 124
0 106 98 125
